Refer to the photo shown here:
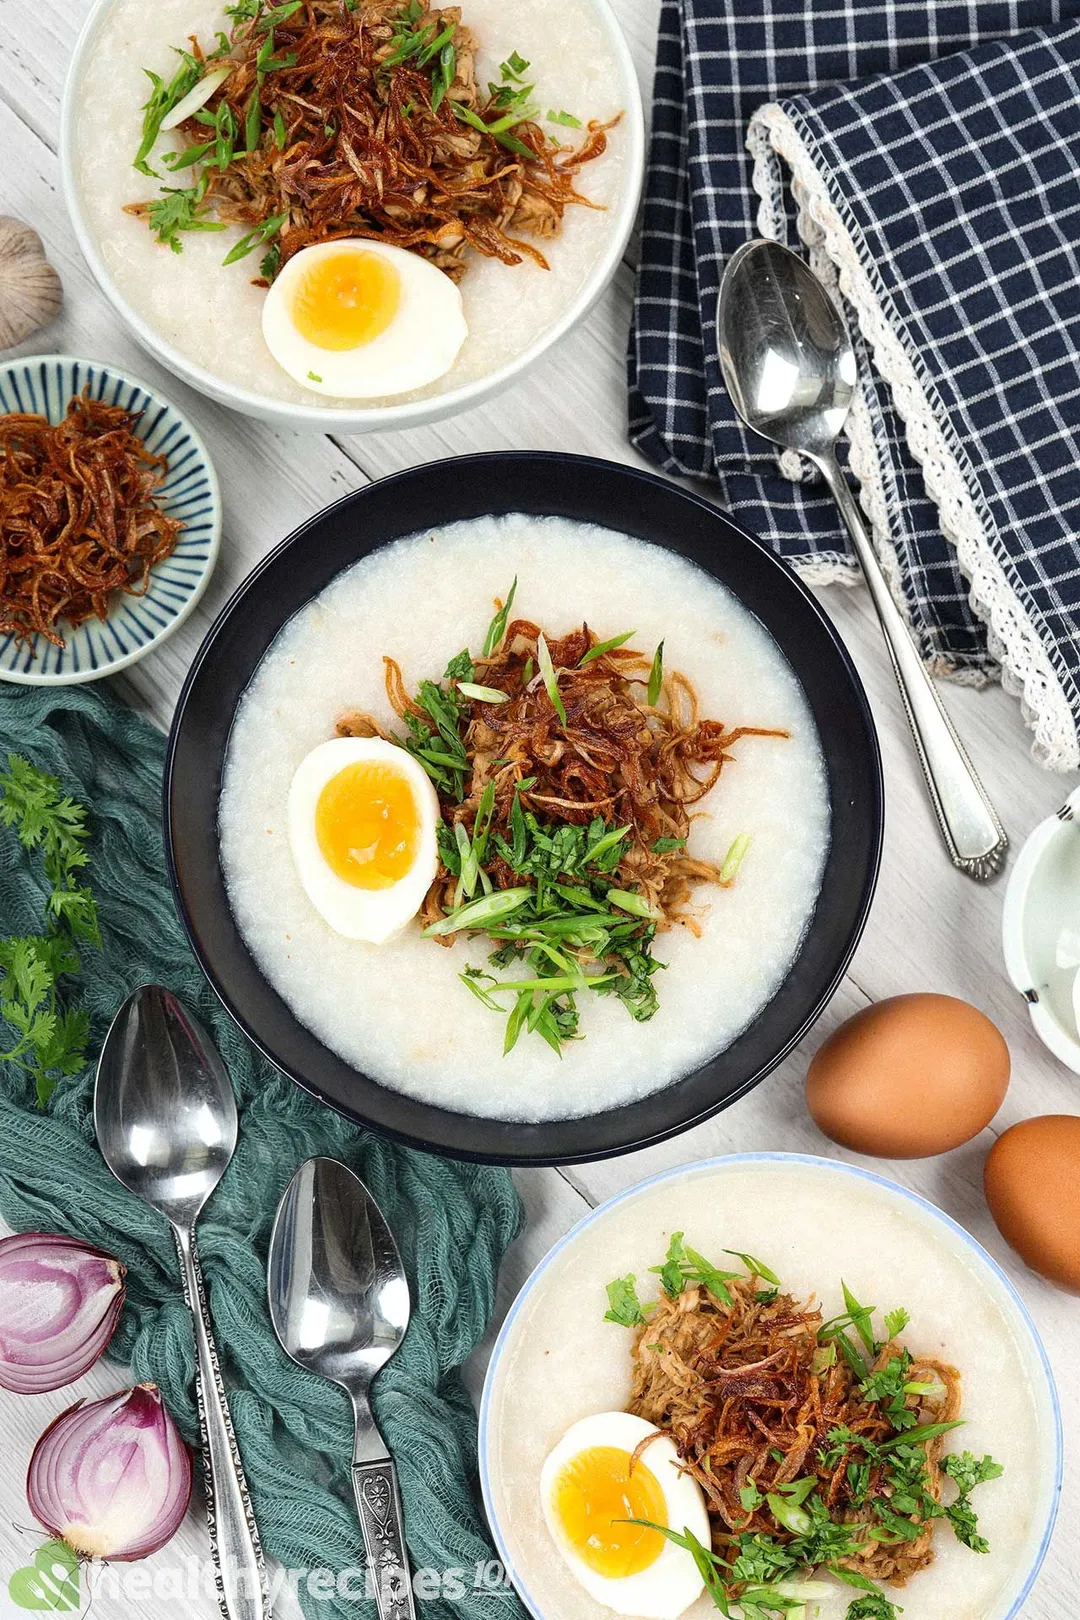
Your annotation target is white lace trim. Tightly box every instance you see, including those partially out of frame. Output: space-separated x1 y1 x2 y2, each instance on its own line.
746 104 1078 770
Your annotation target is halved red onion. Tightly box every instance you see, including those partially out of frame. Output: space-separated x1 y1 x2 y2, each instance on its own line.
0 1232 126 1394
27 1383 193 1561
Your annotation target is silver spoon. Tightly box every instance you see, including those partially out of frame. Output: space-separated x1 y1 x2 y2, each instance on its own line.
718 237 1007 881
267 1157 415 1620
95 986 268 1620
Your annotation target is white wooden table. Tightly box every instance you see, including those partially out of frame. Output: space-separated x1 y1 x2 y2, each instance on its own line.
0 4 1075 1617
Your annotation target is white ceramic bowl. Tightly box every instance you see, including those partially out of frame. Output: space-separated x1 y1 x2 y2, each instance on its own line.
59 0 644 435
1002 785 1080 1073
481 1153 1062 1620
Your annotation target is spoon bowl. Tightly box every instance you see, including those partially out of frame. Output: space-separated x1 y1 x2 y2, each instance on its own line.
95 984 237 1230
268 1156 410 1399
718 238 857 455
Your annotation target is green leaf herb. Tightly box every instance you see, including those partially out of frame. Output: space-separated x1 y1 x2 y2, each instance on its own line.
146 175 227 253
941 1452 1004 1495
883 1306 911 1340
650 1232 742 1305
603 1274 650 1327
547 108 582 127
0 758 100 1107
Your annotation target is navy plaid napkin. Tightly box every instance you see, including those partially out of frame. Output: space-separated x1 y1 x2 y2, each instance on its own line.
629 3 1080 769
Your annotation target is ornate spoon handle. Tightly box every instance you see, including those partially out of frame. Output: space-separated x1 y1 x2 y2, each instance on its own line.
352 1458 417 1620
175 1227 269 1620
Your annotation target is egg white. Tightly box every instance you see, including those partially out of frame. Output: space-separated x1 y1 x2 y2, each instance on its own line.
262 238 468 398
286 736 439 943
539 1411 710 1620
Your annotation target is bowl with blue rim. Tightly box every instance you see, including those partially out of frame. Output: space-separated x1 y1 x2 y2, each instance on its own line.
0 354 221 685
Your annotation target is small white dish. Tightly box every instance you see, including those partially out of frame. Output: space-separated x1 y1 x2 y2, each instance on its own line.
1002 786 1080 1073
0 355 220 685
59 0 645 435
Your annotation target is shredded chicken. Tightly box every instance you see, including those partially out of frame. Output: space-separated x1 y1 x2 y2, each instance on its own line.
628 1278 962 1592
0 391 183 651
130 0 616 281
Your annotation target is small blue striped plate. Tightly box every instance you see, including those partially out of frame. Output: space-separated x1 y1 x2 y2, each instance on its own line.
0 355 221 685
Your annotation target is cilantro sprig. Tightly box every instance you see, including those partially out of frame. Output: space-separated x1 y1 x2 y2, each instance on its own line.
0 758 100 1106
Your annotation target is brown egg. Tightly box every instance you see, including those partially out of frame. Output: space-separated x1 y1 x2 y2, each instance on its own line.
984 1115 1080 1293
805 993 1009 1158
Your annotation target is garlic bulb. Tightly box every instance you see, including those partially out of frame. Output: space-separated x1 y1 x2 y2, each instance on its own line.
0 218 62 351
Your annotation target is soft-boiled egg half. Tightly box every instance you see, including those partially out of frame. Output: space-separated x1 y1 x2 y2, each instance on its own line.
287 736 439 943
262 239 468 398
540 1411 710 1619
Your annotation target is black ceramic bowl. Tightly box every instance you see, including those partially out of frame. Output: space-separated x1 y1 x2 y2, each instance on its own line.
165 453 882 1164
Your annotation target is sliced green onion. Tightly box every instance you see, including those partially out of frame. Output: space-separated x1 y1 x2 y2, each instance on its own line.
585 823 632 866
723 1249 781 1285
504 990 532 1054
244 85 261 151
482 578 517 656
221 208 288 266
454 819 478 898
608 890 661 920
878 1420 965 1452
580 629 636 665
536 632 566 726
458 971 502 1011
720 832 752 883
766 1493 812 1536
452 102 533 156
422 887 532 937
160 64 232 131
161 142 215 171
457 682 509 703
492 974 612 993
646 640 664 706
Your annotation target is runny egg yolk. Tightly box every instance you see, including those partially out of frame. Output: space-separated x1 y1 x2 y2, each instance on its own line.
314 761 421 890
290 249 401 351
551 1447 667 1578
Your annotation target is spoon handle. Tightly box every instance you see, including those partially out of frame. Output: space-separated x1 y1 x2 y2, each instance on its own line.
175 1227 269 1620
817 452 1008 880
352 1457 417 1620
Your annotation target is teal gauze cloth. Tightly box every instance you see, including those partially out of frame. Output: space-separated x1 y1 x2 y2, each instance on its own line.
0 682 525 1620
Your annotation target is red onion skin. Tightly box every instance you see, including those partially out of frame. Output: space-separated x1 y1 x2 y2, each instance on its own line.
0 1232 126 1395
27 1383 193 1561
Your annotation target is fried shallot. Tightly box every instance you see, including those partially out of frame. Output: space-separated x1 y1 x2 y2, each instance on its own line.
130 0 617 281
346 617 788 932
0 391 183 651
629 1276 962 1591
